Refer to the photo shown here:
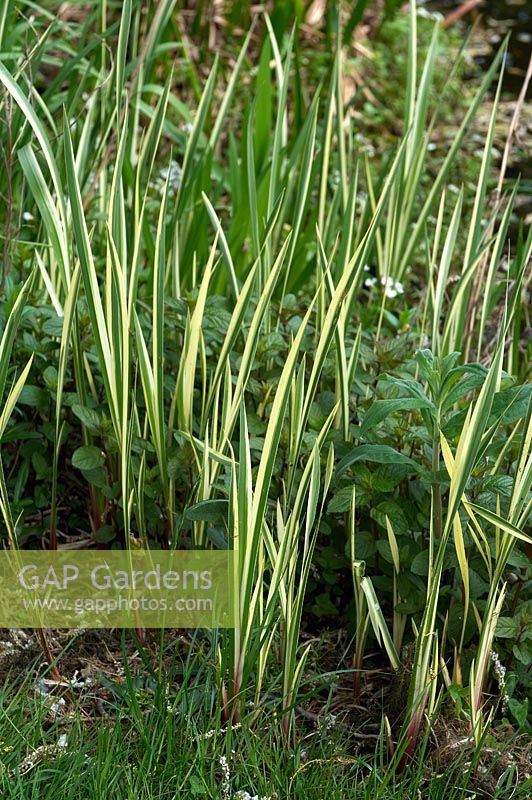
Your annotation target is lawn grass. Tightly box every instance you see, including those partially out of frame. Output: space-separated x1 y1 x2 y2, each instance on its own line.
0 632 529 799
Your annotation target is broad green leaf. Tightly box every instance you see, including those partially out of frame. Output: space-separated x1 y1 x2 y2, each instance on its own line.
360 397 434 438
337 444 426 477
72 445 105 471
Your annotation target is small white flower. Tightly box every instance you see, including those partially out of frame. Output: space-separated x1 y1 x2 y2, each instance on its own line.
22 211 34 221
376 275 404 299
427 142 437 152
13 630 33 650
57 734 68 748
490 650 509 710
50 697 66 715
153 159 182 197
318 713 337 733
219 754 231 799
69 671 93 689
